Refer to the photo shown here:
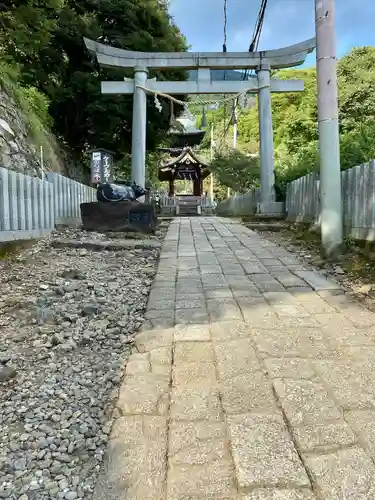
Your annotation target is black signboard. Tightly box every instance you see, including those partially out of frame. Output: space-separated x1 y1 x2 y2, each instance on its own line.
90 149 114 185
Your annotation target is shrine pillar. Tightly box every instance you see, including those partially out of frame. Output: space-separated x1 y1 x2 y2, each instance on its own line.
131 67 148 188
193 178 201 197
257 63 276 211
168 179 175 197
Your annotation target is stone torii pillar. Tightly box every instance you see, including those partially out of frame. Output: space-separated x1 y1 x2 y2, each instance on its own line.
257 63 275 210
131 67 148 187
84 37 316 213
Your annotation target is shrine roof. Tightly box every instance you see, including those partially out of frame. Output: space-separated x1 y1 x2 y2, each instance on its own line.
160 147 209 171
158 147 211 182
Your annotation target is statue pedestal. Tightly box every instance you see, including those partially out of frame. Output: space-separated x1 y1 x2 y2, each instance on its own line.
80 201 157 234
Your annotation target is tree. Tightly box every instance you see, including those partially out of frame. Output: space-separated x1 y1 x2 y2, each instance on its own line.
198 46 375 196
0 0 63 68
209 149 260 193
0 0 188 169
338 46 375 133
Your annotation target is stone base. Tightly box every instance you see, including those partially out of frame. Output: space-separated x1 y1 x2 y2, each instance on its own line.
256 202 285 219
161 206 176 217
80 201 157 234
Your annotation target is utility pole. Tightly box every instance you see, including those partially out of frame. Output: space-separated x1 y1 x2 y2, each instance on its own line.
315 0 343 256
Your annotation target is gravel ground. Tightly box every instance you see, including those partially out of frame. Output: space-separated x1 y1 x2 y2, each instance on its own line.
0 226 165 499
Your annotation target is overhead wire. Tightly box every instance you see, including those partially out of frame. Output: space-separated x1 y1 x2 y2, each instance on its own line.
223 0 228 53
243 0 269 82
249 0 268 52
219 0 230 151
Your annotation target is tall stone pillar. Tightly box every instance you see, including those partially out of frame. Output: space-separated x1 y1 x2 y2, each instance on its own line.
256 63 276 212
131 67 148 188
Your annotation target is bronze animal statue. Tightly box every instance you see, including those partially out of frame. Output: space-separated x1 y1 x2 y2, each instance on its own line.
97 181 148 202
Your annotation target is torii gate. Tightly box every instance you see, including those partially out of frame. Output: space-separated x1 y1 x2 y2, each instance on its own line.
84 37 316 213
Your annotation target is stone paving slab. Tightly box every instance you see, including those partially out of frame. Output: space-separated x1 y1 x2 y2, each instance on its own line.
94 217 375 500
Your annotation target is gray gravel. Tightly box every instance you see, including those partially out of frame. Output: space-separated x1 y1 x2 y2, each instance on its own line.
0 227 163 499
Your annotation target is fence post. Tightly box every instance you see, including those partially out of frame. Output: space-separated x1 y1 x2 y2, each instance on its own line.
358 163 366 233
370 162 375 236
75 181 80 218
48 181 55 230
31 177 39 230
16 173 26 232
0 168 10 231
341 170 349 235
24 175 32 231
38 179 45 231
363 162 372 237
43 179 50 230
347 167 354 233
353 166 361 239
8 171 18 231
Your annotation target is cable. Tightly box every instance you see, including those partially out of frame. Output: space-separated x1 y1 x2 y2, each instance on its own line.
217 98 238 152
219 0 230 149
243 0 269 81
137 84 254 108
249 0 268 52
223 0 227 53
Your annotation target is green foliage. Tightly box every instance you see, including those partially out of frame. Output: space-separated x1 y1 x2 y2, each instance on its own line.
112 149 163 187
198 46 375 196
340 122 375 170
20 86 52 129
0 0 188 177
0 60 61 169
209 148 260 193
0 0 63 66
338 47 375 133
146 151 164 188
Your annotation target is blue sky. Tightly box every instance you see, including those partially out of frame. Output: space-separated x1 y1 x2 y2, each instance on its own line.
168 0 374 67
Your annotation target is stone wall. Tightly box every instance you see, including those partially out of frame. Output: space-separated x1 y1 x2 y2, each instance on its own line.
0 87 87 182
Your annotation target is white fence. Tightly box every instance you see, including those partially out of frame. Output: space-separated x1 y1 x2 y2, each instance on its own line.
216 189 260 216
286 172 320 224
0 168 96 242
156 194 215 209
286 159 375 241
46 172 96 225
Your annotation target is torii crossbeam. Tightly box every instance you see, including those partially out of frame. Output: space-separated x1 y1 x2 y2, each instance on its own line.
84 37 316 213
101 74 304 95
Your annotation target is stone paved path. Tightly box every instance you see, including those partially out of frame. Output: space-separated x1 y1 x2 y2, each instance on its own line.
95 217 375 500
